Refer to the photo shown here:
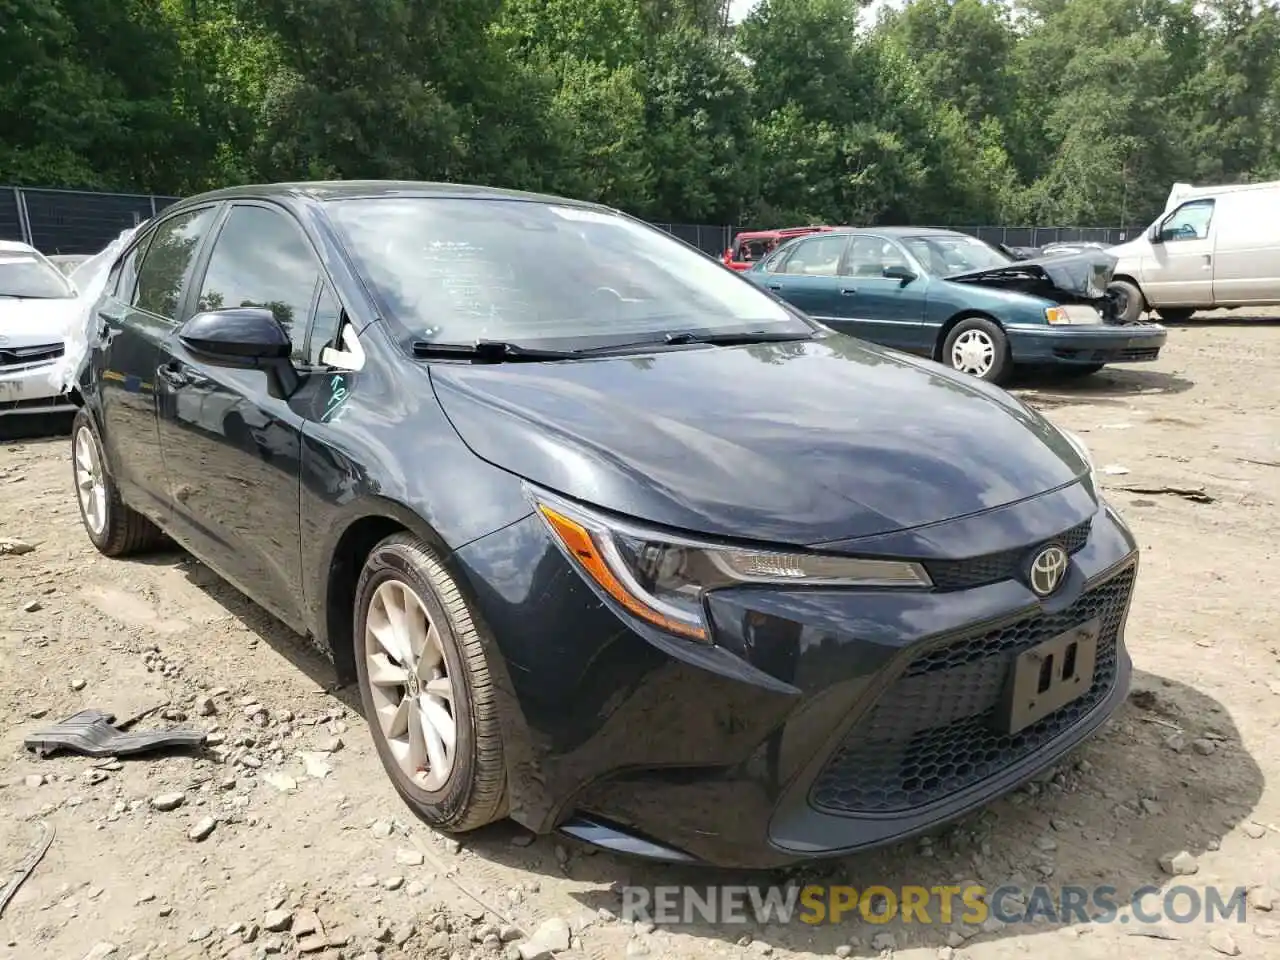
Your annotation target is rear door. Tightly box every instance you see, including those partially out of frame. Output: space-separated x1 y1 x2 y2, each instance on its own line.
1141 198 1217 306
1211 191 1280 304
94 205 220 521
757 234 851 318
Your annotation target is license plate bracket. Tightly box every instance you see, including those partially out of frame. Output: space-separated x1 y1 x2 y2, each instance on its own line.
1001 618 1101 735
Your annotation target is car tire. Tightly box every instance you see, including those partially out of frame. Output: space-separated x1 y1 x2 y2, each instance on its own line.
71 408 167 556
942 317 1011 385
353 533 507 833
1156 307 1195 323
1108 280 1145 323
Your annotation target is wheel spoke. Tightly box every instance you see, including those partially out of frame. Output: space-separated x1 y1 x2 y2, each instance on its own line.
417 625 444 677
380 696 411 739
367 616 407 666
424 676 453 700
368 652 409 686
407 699 428 772
420 697 451 778
421 696 456 752
405 596 430 663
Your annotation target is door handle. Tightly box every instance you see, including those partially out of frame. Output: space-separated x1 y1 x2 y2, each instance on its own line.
1203 254 1212 265
767 284 783 290
839 287 857 295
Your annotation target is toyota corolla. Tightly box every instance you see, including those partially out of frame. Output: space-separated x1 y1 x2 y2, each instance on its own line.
70 181 1139 868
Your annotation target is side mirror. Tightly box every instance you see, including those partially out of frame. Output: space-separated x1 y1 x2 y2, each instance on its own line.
178 307 301 398
1148 222 1164 244
883 265 917 284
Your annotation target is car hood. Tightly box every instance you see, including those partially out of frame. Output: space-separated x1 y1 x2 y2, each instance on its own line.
0 296 79 343
429 335 1087 546
946 249 1117 303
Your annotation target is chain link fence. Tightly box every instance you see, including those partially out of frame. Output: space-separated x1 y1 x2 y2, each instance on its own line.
1 185 1132 257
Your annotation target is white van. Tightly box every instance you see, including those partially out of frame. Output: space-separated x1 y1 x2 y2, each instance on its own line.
1108 180 1280 322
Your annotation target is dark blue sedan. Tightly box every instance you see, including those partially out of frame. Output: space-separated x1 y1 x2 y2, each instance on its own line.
70 183 1140 868
745 227 1168 384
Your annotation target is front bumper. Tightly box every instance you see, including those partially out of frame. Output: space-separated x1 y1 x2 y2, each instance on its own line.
452 485 1139 869
1006 322 1168 366
0 361 75 417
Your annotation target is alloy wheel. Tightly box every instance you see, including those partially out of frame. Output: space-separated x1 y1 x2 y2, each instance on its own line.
364 579 458 792
951 329 996 378
74 425 107 536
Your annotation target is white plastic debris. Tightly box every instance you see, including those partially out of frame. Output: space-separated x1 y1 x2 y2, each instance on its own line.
45 223 148 395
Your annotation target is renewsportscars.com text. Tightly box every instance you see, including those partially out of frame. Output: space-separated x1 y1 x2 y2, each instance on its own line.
620 884 1248 926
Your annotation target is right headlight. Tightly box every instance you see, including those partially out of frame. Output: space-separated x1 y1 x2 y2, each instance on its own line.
1058 427 1100 495
529 488 932 642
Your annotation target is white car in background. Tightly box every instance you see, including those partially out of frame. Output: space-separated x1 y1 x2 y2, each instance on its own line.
0 240 82 418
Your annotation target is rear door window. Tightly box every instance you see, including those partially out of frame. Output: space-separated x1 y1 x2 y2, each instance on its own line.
133 207 218 320
776 235 850 276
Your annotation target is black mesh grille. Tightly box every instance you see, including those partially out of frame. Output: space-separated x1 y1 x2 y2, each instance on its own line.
810 565 1134 815
1 344 64 366
924 519 1091 591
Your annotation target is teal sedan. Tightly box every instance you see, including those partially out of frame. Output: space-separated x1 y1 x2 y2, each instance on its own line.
744 227 1168 385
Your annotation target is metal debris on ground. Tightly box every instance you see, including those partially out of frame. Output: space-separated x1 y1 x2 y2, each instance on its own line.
1115 484 1216 503
0 820 54 918
23 708 207 759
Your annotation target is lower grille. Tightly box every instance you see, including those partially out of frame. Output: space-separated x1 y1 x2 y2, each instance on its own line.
924 519 1090 591
810 566 1134 815
1053 346 1160 363
1 344 63 367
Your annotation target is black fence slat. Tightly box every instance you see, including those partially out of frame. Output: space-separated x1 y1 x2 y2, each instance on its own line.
0 188 22 244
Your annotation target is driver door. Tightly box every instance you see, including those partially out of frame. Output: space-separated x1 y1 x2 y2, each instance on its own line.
152 201 342 632
1141 199 1216 306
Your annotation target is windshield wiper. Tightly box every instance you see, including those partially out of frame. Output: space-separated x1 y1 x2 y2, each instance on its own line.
411 340 583 362
659 330 815 347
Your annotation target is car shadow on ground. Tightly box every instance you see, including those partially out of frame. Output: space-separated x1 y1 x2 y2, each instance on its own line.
0 411 75 442
462 670 1260 957
1012 366 1194 406
137 550 364 715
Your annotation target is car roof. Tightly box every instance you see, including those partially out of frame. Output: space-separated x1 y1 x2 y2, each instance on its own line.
736 226 832 239
0 239 39 255
173 180 605 210
825 226 967 239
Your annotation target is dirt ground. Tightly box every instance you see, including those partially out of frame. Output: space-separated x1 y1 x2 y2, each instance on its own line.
3 315 1280 960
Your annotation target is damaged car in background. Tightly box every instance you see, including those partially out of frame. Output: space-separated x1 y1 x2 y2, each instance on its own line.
746 227 1166 384
0 240 82 420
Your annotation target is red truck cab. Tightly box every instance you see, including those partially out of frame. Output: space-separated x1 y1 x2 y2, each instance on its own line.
722 226 836 271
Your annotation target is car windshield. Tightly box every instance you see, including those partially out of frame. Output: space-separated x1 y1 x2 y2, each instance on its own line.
0 253 76 299
326 197 808 350
903 235 1013 276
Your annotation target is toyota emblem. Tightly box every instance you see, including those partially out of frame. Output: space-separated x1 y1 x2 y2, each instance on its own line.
1028 544 1068 597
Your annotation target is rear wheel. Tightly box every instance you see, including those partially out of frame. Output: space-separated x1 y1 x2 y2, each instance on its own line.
1156 307 1195 323
353 533 507 833
942 317 1011 385
71 408 166 556
1108 280 1145 324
